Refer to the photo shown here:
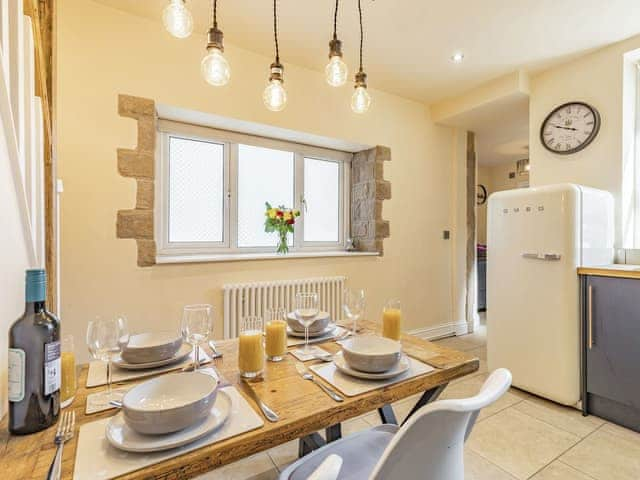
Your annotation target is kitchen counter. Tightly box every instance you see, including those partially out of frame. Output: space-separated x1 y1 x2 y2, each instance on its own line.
577 264 640 279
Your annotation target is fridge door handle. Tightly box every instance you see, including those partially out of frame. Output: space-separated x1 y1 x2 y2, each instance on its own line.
587 284 594 349
521 252 562 261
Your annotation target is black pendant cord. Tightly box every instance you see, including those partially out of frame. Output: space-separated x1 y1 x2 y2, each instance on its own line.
210 0 217 29
332 0 339 40
357 0 363 73
273 0 280 64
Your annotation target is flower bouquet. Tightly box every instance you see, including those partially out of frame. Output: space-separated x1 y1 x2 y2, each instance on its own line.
264 202 301 254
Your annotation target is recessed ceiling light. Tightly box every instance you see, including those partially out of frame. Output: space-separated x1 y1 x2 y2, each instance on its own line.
451 52 464 64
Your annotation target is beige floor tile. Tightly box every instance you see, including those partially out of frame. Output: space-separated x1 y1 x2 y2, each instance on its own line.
196 452 278 480
513 396 604 438
469 346 487 360
601 422 640 442
441 375 524 420
561 426 640 480
464 449 517 480
530 461 595 479
467 408 579 479
434 335 484 352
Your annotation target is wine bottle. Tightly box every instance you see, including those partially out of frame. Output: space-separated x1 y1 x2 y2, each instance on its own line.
8 269 61 435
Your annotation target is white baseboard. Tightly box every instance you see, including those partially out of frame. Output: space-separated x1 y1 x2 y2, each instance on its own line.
408 320 469 341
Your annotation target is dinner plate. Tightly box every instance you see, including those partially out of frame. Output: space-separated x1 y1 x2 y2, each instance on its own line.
113 343 192 370
333 351 410 380
286 325 336 338
106 390 231 453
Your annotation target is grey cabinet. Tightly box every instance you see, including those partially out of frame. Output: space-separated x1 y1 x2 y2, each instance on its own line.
581 275 640 432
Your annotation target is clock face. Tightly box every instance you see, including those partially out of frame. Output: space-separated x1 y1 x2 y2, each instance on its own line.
540 102 600 154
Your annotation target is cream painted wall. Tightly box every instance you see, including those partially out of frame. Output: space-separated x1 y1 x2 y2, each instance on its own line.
57 0 458 361
529 33 640 246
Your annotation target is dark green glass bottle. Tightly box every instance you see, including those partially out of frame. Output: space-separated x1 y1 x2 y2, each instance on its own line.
9 269 61 434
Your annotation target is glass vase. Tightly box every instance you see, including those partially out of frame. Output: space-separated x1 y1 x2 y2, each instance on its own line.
277 230 289 254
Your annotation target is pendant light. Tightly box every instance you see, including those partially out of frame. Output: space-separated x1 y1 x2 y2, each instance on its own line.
263 0 287 111
201 0 231 86
162 0 193 39
351 0 371 114
325 0 348 87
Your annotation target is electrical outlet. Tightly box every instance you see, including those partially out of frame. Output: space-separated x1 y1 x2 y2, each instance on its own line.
443 230 450 240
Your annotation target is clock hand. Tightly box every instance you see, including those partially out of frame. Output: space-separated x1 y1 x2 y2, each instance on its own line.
551 124 578 131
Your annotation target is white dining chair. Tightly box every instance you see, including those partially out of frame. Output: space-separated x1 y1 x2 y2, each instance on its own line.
279 368 512 480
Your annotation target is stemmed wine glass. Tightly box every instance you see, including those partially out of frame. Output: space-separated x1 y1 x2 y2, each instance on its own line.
86 316 130 406
181 304 213 370
343 288 365 336
295 292 319 353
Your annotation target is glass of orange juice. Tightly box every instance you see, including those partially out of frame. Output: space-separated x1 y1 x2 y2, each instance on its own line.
60 334 77 408
382 300 402 341
265 308 287 362
239 316 265 378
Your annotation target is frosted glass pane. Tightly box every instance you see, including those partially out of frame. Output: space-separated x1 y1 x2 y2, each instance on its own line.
304 158 340 242
238 144 294 247
168 136 224 243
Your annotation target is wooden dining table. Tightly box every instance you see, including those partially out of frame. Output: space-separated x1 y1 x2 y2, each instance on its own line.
0 321 479 480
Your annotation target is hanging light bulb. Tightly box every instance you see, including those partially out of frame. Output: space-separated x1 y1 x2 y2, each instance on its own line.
351 0 371 113
162 0 193 39
325 0 348 87
264 0 287 111
263 63 287 111
351 72 371 114
201 0 230 86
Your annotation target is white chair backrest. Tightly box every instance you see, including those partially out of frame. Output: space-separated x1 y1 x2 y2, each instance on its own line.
369 368 512 480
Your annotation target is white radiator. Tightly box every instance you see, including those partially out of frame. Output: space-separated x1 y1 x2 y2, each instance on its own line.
223 276 347 338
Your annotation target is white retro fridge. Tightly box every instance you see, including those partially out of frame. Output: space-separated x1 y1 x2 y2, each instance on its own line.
487 184 614 406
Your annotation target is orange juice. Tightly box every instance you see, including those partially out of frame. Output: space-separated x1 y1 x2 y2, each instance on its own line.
239 330 264 377
60 351 77 406
382 308 402 341
265 320 287 361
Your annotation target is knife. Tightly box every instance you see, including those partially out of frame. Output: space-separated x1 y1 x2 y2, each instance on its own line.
240 379 279 422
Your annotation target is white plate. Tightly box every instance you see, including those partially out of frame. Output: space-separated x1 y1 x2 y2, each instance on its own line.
113 343 192 371
106 390 231 453
286 325 336 338
333 351 410 380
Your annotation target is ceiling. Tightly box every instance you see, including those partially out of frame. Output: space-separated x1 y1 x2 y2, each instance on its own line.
94 0 640 103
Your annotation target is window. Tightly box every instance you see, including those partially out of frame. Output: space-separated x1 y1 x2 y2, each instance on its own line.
156 121 351 259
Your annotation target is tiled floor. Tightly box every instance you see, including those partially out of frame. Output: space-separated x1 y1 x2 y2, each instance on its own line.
198 316 640 479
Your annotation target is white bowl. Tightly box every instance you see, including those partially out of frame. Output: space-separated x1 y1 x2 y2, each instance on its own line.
286 311 331 333
121 332 183 364
341 335 402 373
122 372 218 435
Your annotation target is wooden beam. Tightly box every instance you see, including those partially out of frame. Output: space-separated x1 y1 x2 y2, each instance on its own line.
24 0 56 311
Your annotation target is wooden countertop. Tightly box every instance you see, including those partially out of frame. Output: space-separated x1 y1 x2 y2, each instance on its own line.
578 264 640 279
0 321 479 480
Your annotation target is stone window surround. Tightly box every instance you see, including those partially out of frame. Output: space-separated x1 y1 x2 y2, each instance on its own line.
116 94 391 267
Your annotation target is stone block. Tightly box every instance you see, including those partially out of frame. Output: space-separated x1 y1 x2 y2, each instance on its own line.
136 239 157 267
137 116 156 152
118 94 155 118
118 149 154 179
375 145 391 162
352 182 372 202
136 179 154 209
376 220 390 238
117 209 153 239
376 180 391 200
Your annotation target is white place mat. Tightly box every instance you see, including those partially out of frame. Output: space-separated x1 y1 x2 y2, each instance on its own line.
73 386 264 480
309 357 435 397
287 326 347 347
86 348 210 388
289 345 331 362
85 367 222 415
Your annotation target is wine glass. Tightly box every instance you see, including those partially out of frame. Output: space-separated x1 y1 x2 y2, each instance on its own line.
181 304 212 370
86 316 129 405
343 288 365 336
295 292 319 353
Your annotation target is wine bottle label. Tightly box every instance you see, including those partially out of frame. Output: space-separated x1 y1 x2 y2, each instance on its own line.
44 341 61 396
8 348 26 402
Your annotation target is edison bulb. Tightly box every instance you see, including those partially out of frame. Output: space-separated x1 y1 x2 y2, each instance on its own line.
201 47 230 86
162 0 193 39
325 55 348 87
351 86 371 114
263 79 287 111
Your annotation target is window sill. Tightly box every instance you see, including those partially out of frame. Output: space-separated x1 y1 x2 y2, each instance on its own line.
155 251 380 264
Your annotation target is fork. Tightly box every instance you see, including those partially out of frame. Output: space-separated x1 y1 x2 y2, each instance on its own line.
46 410 76 480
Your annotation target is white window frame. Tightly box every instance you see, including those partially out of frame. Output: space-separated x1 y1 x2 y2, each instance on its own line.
155 120 352 260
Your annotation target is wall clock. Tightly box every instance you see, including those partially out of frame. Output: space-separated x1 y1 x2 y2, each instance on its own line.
540 101 600 155
476 184 488 206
